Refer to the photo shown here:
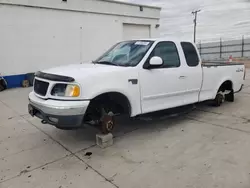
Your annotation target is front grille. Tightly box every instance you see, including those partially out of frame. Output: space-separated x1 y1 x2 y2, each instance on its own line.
34 79 49 96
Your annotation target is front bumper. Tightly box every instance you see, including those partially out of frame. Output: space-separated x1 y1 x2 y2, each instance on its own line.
28 92 90 129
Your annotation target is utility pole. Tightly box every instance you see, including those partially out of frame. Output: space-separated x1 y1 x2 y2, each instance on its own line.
192 10 201 43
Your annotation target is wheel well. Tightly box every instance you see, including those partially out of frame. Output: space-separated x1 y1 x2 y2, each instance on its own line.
219 80 233 92
84 92 131 121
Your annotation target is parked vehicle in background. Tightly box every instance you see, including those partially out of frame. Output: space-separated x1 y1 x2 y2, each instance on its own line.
0 76 7 92
28 38 245 133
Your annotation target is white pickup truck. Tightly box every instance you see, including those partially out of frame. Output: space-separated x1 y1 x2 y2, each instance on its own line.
28 38 245 133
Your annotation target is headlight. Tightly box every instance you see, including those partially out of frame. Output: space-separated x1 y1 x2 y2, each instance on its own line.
51 84 80 97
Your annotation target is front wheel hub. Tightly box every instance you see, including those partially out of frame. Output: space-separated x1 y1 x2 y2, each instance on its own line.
100 114 114 134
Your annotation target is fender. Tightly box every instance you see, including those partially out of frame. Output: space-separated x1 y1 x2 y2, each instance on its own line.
87 87 141 117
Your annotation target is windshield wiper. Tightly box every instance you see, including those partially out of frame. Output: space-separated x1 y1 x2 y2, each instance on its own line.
94 61 118 66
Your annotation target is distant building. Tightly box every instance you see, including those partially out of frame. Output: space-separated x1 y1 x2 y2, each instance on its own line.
0 0 161 88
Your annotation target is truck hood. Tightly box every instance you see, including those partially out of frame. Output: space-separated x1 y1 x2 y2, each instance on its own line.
42 63 127 80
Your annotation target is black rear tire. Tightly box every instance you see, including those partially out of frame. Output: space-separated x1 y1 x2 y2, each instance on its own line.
213 93 223 107
225 90 234 102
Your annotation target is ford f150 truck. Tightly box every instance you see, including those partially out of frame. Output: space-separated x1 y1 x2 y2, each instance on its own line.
28 38 245 133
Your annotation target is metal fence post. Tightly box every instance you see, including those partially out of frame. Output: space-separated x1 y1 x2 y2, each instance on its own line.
220 38 222 59
242 35 244 57
199 41 202 55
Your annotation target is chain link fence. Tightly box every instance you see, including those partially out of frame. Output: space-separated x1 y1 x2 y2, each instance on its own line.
197 36 250 60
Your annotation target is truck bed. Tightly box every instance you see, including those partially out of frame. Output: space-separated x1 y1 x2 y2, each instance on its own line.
198 61 245 102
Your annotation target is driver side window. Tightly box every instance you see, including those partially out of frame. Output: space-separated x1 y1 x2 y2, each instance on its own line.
150 42 180 68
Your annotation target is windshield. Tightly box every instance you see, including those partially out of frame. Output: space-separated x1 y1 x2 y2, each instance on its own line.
94 40 154 67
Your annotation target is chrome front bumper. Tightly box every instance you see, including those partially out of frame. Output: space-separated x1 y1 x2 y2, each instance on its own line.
28 92 90 129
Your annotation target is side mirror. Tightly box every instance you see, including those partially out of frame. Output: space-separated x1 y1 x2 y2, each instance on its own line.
149 56 163 66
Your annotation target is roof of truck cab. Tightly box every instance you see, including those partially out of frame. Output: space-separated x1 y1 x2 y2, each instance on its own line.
133 38 194 44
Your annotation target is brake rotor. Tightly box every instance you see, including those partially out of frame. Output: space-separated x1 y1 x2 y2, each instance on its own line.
101 114 114 134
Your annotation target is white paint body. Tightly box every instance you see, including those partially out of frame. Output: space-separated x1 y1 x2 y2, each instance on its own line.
0 0 160 76
29 38 245 120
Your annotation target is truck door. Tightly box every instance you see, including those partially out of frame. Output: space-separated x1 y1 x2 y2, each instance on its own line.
139 41 186 114
180 42 203 104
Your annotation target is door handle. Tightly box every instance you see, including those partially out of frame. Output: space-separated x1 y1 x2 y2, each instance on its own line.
179 76 187 79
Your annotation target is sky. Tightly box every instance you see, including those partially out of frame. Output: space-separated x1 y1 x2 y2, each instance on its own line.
120 0 250 42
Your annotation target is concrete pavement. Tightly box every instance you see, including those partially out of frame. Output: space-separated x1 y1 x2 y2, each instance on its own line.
1 71 250 188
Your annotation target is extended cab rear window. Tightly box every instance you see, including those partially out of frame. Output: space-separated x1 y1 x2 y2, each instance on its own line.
181 42 199 67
